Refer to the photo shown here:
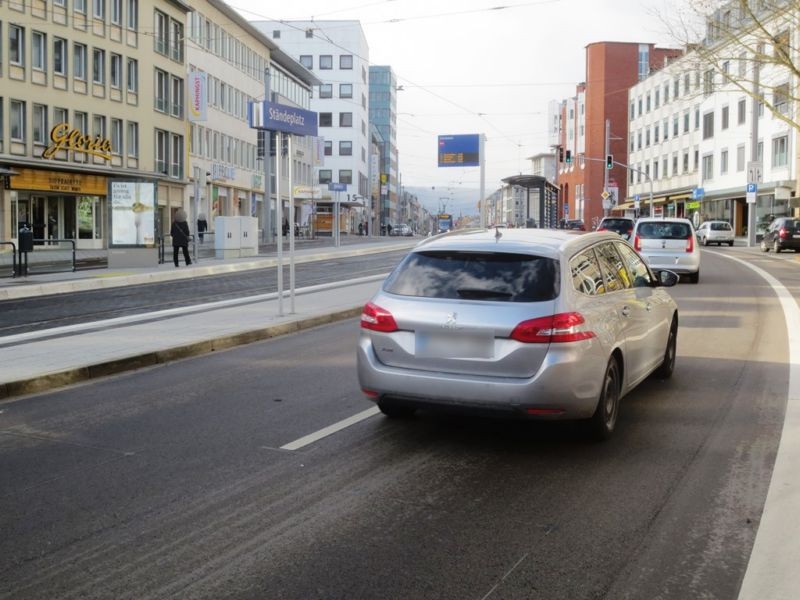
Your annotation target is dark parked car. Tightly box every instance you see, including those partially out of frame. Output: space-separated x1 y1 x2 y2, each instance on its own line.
597 217 635 240
564 219 586 231
760 217 800 253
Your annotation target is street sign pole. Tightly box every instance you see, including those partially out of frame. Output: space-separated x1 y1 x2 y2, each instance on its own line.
276 132 283 317
288 135 295 314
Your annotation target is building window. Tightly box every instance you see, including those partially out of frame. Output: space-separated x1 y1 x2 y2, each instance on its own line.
673 116 678 137
111 0 122 24
111 118 122 154
339 169 353 184
757 140 763 162
319 112 332 127
721 105 729 130
127 0 138 30
10 25 25 66
324 141 332 156
154 10 168 55
646 94 651 112
127 58 138 92
54 107 68 127
694 107 700 129
340 54 353 69
319 84 332 98
127 121 138 157
33 104 47 144
93 48 105 84
673 77 679 97
319 55 332 69
737 98 746 125
654 124 659 143
319 169 332 184
720 149 729 175
75 0 87 14
155 69 168 112
9 100 25 141
702 154 713 181
299 55 312 69
772 135 789 167
110 53 121 87
340 83 353 98
736 145 745 172
155 128 168 173
339 112 352 127
54 38 68 76
703 69 714 96
683 111 689 133
683 151 689 173
32 31 46 71
272 30 280 39
774 83 790 114
702 112 714 139
664 83 669 103
74 43 87 80
170 18 183 62
684 73 690 95
339 141 352 155
93 114 106 140
170 133 183 178
305 28 314 39
672 152 678 175
171 75 183 118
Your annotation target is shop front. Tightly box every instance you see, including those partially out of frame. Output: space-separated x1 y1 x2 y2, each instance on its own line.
7 168 108 249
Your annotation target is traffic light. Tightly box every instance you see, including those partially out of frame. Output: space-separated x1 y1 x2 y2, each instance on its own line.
606 154 614 169
565 150 572 164
558 147 564 162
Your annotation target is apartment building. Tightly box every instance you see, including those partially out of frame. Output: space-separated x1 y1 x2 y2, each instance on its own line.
185 1 317 238
0 0 190 249
629 1 796 236
252 20 371 212
550 42 682 229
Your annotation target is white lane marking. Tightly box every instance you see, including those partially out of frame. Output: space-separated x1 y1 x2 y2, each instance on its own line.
280 406 380 451
710 252 800 600
0 274 387 346
480 552 530 600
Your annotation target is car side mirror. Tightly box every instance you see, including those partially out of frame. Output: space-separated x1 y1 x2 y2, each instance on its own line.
655 270 679 287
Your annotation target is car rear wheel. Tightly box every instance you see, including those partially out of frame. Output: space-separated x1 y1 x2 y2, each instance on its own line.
684 271 699 284
377 399 415 418
588 357 620 441
703 237 709 246
774 240 782 253
729 241 734 247
761 239 769 252
653 319 677 379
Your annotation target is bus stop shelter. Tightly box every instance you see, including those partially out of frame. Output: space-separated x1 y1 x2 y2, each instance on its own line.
501 175 559 228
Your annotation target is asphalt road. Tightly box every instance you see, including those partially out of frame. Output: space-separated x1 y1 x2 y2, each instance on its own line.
0 248 793 599
0 250 409 336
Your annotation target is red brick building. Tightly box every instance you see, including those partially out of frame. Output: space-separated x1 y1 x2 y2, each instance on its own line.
555 42 682 228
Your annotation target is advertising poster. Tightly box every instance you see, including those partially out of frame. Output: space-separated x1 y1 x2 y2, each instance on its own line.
111 182 155 246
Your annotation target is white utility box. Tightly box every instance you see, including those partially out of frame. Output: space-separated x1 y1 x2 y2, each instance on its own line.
214 216 242 259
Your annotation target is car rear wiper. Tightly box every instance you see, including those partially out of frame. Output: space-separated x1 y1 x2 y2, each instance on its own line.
456 288 513 299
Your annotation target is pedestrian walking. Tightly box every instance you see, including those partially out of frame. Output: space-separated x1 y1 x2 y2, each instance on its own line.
358 222 363 236
171 208 192 267
196 212 208 243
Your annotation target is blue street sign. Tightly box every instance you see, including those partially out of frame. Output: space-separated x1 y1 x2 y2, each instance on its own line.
634 194 640 202
328 183 347 192
248 101 318 137
746 182 758 193
692 187 705 200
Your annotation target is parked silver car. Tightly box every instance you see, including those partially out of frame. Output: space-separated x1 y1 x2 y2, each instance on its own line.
632 217 701 283
357 228 679 439
696 220 734 246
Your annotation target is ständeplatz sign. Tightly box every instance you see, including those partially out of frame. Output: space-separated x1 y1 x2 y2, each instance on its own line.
248 101 318 137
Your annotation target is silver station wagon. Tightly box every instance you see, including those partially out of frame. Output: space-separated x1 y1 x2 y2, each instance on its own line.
357 228 680 439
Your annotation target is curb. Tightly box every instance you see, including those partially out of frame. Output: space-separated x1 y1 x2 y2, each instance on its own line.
0 305 363 401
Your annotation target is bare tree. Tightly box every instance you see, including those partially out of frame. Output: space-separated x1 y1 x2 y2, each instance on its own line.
660 0 800 132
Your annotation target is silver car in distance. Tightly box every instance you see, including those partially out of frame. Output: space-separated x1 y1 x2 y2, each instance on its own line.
357 228 680 440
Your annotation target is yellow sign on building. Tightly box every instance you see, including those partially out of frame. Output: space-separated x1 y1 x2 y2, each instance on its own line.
9 168 108 196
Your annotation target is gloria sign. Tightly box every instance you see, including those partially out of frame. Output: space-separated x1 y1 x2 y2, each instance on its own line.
42 123 112 161
248 101 318 137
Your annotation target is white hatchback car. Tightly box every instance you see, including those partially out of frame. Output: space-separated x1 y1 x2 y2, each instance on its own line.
357 228 680 440
632 218 701 283
696 220 734 247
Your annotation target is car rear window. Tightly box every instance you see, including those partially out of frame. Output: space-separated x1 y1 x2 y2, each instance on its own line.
783 219 800 231
710 222 732 231
384 250 560 302
602 219 632 228
637 222 692 239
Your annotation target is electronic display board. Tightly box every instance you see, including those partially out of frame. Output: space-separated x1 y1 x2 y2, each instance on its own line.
438 134 480 167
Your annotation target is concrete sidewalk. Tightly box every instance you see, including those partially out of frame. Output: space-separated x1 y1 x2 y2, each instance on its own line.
0 237 416 399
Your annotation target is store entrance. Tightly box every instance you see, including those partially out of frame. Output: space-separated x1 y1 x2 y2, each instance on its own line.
30 196 64 244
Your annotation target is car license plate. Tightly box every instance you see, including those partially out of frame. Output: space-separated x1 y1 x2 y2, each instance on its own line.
415 330 494 359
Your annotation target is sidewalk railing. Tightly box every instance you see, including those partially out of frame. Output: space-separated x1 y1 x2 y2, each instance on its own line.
0 242 18 278
0 239 76 277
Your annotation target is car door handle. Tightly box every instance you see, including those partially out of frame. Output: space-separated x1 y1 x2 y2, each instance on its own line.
621 306 631 317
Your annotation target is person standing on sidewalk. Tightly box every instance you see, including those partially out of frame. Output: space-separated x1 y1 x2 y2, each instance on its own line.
196 213 208 243
171 209 192 267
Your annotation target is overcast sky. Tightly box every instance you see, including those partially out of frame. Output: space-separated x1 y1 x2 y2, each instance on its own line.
232 0 684 211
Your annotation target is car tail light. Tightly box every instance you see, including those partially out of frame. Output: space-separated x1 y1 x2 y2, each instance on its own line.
634 234 642 251
779 227 789 239
685 234 694 253
362 389 380 399
597 227 607 232
510 312 595 344
527 407 566 416
361 302 398 332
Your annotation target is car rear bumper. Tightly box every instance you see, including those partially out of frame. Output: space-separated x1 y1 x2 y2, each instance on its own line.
640 252 700 274
356 337 608 419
